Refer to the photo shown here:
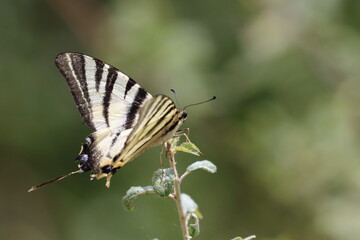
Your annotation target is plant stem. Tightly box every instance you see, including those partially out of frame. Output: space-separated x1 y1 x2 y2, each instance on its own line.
167 142 190 240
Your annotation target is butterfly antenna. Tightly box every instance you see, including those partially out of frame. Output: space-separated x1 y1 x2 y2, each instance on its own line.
170 89 182 108
183 96 216 110
28 169 82 192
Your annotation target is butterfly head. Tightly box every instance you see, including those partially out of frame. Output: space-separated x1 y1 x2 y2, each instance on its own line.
171 110 187 133
180 110 188 122
181 110 187 119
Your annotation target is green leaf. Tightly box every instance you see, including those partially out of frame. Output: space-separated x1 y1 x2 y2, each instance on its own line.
186 160 217 174
188 214 200 238
122 186 155 211
152 168 175 197
231 236 256 240
181 193 198 214
175 141 202 156
168 136 180 150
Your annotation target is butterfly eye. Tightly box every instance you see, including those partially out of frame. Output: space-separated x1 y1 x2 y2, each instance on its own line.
182 111 188 119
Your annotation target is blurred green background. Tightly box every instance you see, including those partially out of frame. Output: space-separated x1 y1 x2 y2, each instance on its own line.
1 0 360 239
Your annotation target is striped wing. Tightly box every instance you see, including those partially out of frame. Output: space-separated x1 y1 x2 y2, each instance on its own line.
113 95 183 167
55 52 152 131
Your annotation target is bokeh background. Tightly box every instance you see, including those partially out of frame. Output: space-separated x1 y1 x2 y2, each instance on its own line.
1 0 360 239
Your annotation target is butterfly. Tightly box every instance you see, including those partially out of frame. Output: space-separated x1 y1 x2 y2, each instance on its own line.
28 52 191 191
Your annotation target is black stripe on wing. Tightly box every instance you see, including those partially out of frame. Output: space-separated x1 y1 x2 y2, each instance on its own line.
72 54 91 106
124 87 148 129
95 59 104 92
124 78 136 99
102 67 118 127
137 100 177 144
55 53 95 129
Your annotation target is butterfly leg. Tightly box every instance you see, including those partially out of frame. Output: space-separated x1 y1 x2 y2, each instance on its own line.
174 129 191 143
159 143 168 178
106 174 113 188
159 143 165 169
175 128 190 138
171 129 203 157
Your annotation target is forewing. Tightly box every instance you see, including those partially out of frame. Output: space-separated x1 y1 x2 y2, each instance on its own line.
55 52 153 131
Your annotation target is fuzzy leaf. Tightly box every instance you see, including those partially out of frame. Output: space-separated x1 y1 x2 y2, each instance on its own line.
122 186 154 211
181 193 198 214
186 160 217 174
231 236 256 240
188 214 200 238
175 141 202 156
152 168 175 197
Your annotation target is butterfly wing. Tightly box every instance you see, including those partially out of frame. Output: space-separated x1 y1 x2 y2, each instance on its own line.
55 52 153 131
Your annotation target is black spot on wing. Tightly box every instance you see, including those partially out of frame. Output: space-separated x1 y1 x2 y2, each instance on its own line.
124 87 148 129
110 131 121 147
101 165 113 174
113 153 121 162
124 77 136 99
102 67 118 127
95 59 104 92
